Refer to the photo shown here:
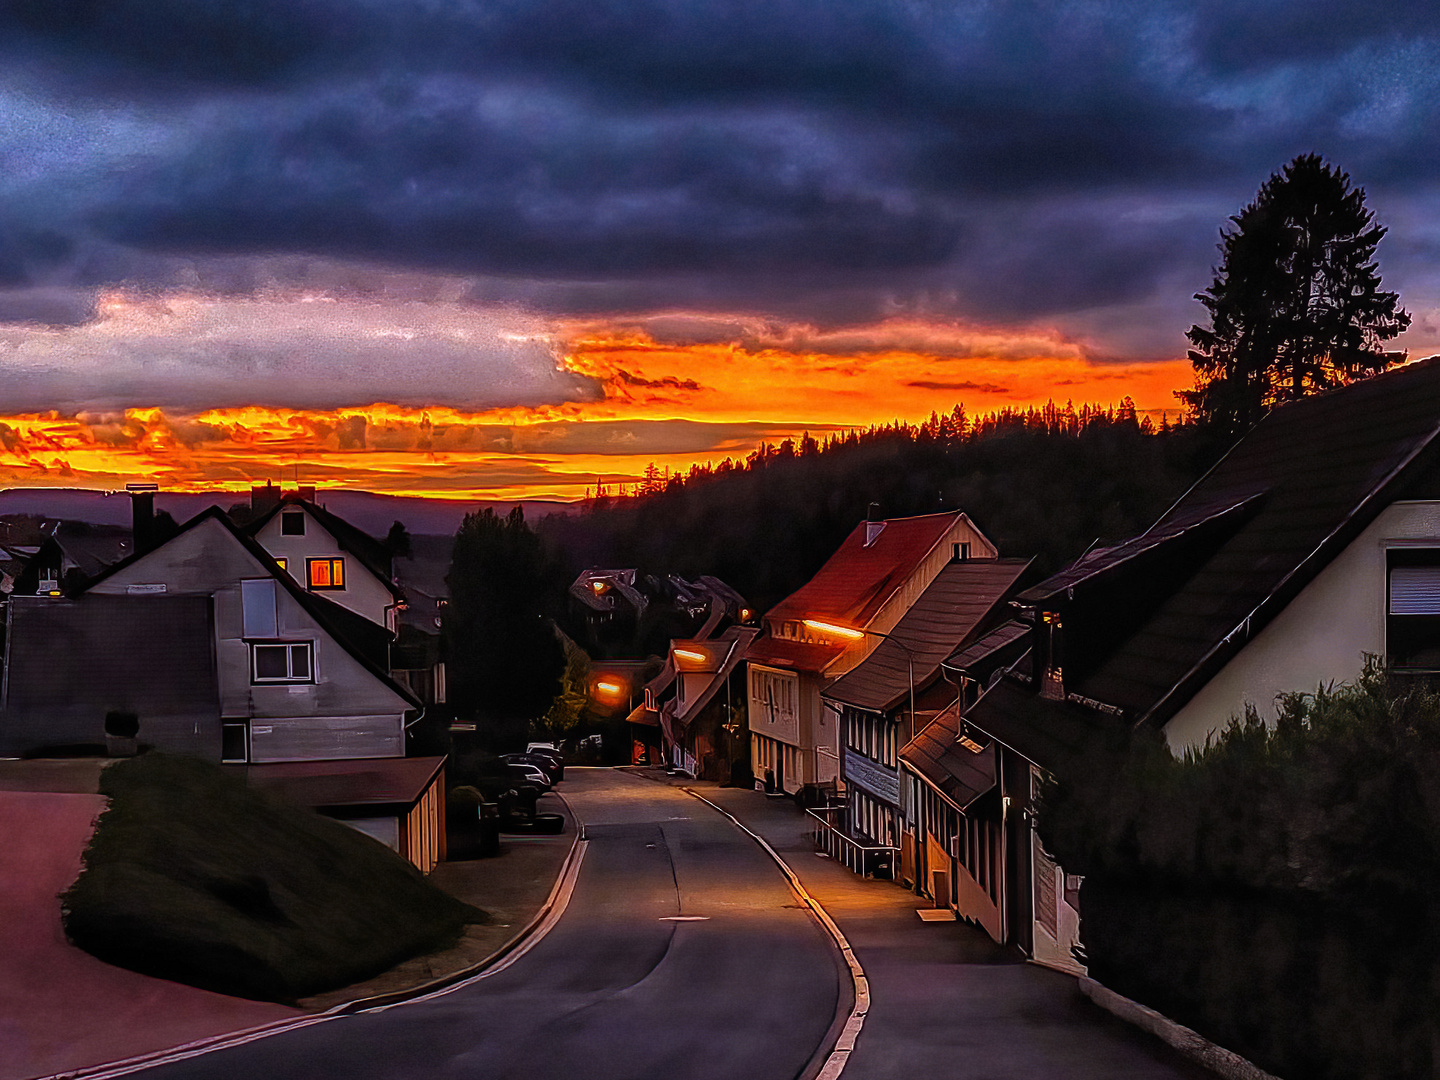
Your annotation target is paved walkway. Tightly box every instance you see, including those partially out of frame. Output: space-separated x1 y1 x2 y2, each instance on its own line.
0 790 297 1080
674 775 1211 1080
0 766 575 1080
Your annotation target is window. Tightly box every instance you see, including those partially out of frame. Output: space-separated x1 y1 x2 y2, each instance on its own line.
281 512 305 535
241 578 278 637
251 641 313 683
307 557 346 590
274 557 287 572
1388 549 1440 671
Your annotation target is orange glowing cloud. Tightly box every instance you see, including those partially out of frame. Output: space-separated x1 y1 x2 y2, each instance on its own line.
0 310 1193 500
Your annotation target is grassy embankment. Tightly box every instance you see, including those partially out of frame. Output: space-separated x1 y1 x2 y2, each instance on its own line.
62 753 485 1003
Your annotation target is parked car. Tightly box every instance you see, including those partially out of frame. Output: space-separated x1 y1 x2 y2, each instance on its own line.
525 743 565 780
506 761 553 791
503 751 562 782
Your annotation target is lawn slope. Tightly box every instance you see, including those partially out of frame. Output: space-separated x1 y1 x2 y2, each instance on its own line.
62 754 484 1003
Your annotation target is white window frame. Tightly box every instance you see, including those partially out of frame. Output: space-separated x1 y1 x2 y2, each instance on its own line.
251 640 315 684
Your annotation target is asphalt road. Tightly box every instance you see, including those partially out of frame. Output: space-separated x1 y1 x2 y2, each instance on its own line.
132 769 842 1080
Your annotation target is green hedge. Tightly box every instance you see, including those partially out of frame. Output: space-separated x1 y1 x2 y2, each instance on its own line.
1040 661 1440 1079
63 754 485 1003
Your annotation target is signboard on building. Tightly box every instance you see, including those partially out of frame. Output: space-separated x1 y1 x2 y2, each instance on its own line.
843 746 900 806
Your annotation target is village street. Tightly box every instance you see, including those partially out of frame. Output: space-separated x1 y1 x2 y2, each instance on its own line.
116 769 1203 1080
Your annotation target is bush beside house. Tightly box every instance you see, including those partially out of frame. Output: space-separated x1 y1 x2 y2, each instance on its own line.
1040 662 1440 1080
63 754 485 1003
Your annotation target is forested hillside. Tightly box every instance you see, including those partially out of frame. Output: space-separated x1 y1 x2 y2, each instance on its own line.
541 402 1217 614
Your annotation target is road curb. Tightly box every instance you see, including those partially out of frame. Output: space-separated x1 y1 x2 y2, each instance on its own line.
1078 977 1282 1080
682 787 866 1080
35 796 587 1080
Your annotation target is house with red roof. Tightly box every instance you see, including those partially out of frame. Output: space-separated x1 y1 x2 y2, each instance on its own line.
746 511 996 796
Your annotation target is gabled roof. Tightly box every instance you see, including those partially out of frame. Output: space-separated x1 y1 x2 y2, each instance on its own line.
960 662 1111 773
81 506 420 710
765 511 979 628
745 635 847 672
673 626 759 724
823 558 1031 714
246 500 402 600
1069 357 1440 726
1015 492 1266 606
570 568 648 613
900 699 997 811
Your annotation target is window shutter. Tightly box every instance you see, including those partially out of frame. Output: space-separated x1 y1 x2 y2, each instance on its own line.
1390 567 1440 615
241 578 278 637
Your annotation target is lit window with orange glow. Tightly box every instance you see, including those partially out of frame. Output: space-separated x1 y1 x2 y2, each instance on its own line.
274 558 287 572
307 557 346 590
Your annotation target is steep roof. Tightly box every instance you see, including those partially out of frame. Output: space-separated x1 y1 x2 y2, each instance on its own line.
944 620 1031 675
1063 357 1440 726
672 626 759 724
745 635 847 672
81 506 420 710
765 511 973 628
960 663 1111 773
3 594 217 719
900 699 997 811
823 558 1031 714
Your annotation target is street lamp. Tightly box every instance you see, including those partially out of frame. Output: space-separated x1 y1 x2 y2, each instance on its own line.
802 618 917 742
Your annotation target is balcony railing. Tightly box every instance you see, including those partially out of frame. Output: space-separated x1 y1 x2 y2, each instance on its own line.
807 805 898 880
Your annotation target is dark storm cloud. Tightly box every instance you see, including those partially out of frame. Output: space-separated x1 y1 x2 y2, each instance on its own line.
3 1 1440 333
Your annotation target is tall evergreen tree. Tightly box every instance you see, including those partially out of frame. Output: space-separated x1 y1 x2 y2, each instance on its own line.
1181 154 1410 438
445 507 563 729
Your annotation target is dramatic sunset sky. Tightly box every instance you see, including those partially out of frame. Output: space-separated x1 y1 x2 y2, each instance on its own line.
2 3 1439 500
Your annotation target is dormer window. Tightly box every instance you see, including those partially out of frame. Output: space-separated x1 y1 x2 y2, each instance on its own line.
281 512 306 536
307 557 346 590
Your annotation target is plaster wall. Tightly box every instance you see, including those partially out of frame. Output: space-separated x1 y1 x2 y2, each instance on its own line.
253 509 394 626
1164 500 1440 752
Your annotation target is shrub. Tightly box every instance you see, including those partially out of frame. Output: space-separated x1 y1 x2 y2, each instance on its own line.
63 754 485 1003
1039 661 1440 1079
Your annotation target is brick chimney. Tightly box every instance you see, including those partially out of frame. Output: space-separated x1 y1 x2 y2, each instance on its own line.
125 482 159 553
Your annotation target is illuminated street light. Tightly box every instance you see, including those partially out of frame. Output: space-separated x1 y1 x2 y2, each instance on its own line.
802 618 865 641
594 679 624 696
804 618 916 737
673 647 706 663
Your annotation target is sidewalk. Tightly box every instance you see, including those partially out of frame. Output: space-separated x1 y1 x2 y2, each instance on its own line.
655 772 1211 1080
0 766 575 1080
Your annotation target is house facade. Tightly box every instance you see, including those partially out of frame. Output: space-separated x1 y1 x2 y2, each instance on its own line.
747 512 997 796
818 556 1030 882
939 357 1440 969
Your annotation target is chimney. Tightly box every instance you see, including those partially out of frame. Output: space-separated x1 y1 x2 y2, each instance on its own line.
126 482 159 553
251 481 281 516
863 502 885 547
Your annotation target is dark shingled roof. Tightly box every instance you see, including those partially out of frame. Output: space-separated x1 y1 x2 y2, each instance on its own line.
4 594 217 716
960 669 1113 773
901 700 996 810
1074 357 1440 725
232 755 445 809
944 620 1031 674
823 558 1031 713
1015 492 1266 606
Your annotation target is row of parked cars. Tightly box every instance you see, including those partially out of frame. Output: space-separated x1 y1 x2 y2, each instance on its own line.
500 742 565 790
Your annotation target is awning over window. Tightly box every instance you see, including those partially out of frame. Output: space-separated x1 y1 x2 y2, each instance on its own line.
1390 566 1440 615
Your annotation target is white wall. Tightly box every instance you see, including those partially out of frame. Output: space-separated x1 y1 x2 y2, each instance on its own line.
1164 500 1440 752
91 517 411 751
253 508 394 626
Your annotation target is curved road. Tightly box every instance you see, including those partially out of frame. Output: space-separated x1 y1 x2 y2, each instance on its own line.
135 769 843 1080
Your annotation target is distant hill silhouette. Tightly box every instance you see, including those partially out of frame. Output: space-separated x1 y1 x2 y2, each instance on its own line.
0 488 575 537
542 402 1213 615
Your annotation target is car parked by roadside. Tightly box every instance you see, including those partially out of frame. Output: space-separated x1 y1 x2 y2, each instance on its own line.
502 752 561 784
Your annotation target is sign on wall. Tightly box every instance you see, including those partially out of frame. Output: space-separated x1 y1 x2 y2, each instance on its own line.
843 746 900 806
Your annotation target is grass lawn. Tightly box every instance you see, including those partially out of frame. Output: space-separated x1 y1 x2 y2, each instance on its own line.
62 753 486 1003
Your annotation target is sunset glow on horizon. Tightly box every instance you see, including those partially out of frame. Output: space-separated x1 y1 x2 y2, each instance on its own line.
0 299 1196 501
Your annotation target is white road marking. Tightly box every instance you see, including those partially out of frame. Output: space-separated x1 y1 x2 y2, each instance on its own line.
658 916 711 922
